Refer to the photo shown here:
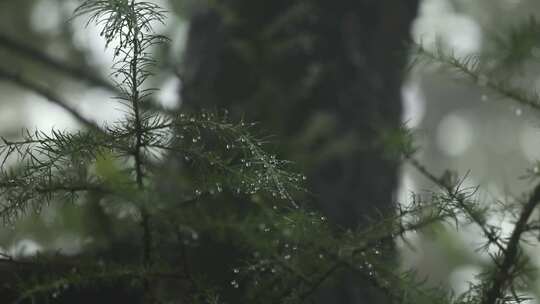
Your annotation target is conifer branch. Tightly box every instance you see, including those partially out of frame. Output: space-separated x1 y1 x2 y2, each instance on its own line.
411 43 540 112
406 155 506 253
482 184 540 304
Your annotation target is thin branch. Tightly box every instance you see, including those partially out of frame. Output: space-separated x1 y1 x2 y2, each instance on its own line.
0 67 101 131
0 33 167 112
482 184 540 304
298 262 342 301
0 32 116 91
406 156 506 253
412 43 540 112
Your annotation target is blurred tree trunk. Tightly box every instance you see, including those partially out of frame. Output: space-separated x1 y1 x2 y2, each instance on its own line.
181 1 418 303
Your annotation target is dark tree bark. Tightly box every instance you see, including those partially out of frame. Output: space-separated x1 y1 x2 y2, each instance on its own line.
181 1 419 302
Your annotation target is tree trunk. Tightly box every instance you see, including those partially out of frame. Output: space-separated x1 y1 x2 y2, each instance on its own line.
181 1 419 302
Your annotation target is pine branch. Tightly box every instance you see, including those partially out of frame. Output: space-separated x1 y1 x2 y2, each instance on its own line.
481 184 540 304
73 1 170 301
411 43 540 113
406 155 506 253
0 1 312 302
15 263 189 303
